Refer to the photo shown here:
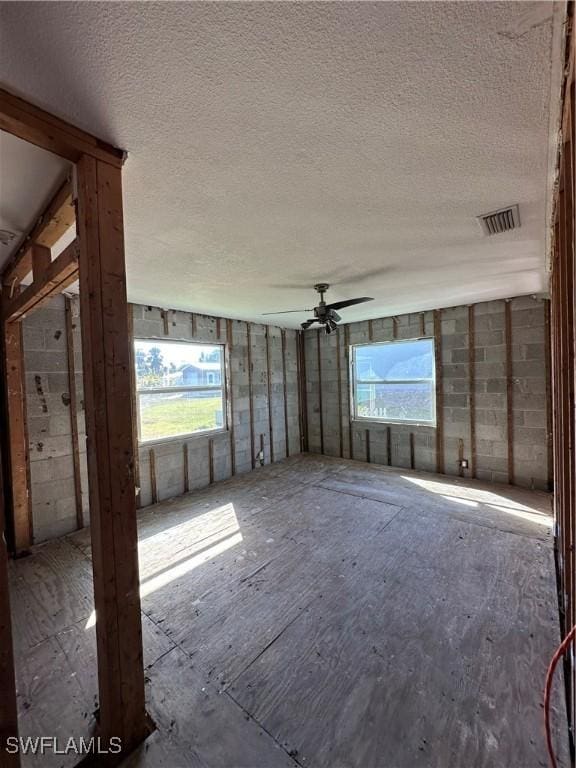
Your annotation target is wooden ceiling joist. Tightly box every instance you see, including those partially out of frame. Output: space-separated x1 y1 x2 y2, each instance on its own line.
3 240 79 323
0 88 124 167
1 178 75 289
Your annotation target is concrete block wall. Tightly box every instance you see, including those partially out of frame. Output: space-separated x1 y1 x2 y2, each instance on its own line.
131 304 301 507
22 294 88 543
304 295 551 491
21 298 302 541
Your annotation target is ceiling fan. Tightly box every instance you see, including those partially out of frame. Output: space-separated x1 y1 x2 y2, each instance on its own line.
263 283 373 334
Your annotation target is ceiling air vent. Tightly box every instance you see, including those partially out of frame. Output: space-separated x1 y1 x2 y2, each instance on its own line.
477 205 520 236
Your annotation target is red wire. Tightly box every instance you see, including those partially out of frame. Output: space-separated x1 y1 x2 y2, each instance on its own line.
544 623 576 768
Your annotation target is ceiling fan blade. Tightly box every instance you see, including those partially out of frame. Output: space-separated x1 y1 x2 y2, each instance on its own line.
262 309 313 315
325 297 374 311
301 319 318 329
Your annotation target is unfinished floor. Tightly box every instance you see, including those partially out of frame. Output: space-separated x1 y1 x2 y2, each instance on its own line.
10 454 568 767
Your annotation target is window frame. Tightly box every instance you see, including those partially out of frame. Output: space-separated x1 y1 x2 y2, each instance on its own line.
350 336 437 427
134 337 228 445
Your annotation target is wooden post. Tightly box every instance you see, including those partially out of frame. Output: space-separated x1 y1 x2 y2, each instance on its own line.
265 326 275 463
247 322 255 469
0 468 19 766
386 426 392 466
317 329 324 454
65 297 84 529
183 443 190 493
297 331 308 452
227 319 236 475
76 155 149 752
365 429 371 463
336 328 343 458
208 439 214 484
410 432 415 470
127 305 141 508
434 309 444 474
504 300 514 485
344 325 353 459
468 305 476 479
281 329 289 458
3 321 32 553
544 299 553 491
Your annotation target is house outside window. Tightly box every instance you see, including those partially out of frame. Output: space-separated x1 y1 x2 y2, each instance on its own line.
134 339 226 442
351 338 436 425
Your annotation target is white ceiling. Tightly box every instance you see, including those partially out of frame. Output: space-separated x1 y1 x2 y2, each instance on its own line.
0 132 70 266
0 1 565 327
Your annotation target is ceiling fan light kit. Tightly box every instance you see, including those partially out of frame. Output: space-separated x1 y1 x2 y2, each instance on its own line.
263 283 373 334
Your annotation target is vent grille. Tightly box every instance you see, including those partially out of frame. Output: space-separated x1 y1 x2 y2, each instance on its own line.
477 205 520 236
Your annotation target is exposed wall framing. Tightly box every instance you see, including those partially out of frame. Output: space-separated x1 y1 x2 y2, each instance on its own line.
305 296 549 489
550 16 575 742
0 87 151 763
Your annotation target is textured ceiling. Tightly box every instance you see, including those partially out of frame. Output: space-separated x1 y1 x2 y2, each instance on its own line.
0 1 564 327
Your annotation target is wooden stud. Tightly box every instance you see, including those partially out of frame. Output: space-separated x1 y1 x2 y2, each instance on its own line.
31 244 51 282
458 438 464 478
281 329 290 458
410 432 415 470
247 322 255 469
504 300 514 485
76 155 149 752
420 312 426 336
65 297 84 530
317 329 324 454
216 317 221 340
344 325 353 460
149 449 157 504
368 319 374 341
265 326 275 463
2 178 75 288
3 240 79 322
0 479 19 767
127 305 141 508
191 313 196 338
162 309 169 336
183 443 190 493
260 433 265 464
3 321 31 553
297 331 308 452
386 425 392 466
434 309 444 475
392 316 398 339
544 299 553 491
468 305 476 479
365 429 371 463
0 87 124 166
336 327 344 458
208 439 214 484
227 319 236 475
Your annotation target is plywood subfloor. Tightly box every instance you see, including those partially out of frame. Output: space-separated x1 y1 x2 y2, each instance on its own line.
9 454 569 767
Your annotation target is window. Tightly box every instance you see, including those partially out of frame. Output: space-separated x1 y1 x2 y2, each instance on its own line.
351 338 436 425
134 339 226 442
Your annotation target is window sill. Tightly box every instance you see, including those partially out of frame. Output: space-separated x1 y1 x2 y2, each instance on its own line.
138 426 228 448
351 418 437 429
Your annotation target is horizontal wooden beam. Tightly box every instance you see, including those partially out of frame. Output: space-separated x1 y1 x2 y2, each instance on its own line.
0 88 124 167
3 240 79 322
2 179 75 288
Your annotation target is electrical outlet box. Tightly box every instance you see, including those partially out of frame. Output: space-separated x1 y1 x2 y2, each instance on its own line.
460 459 469 469
257 450 264 461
